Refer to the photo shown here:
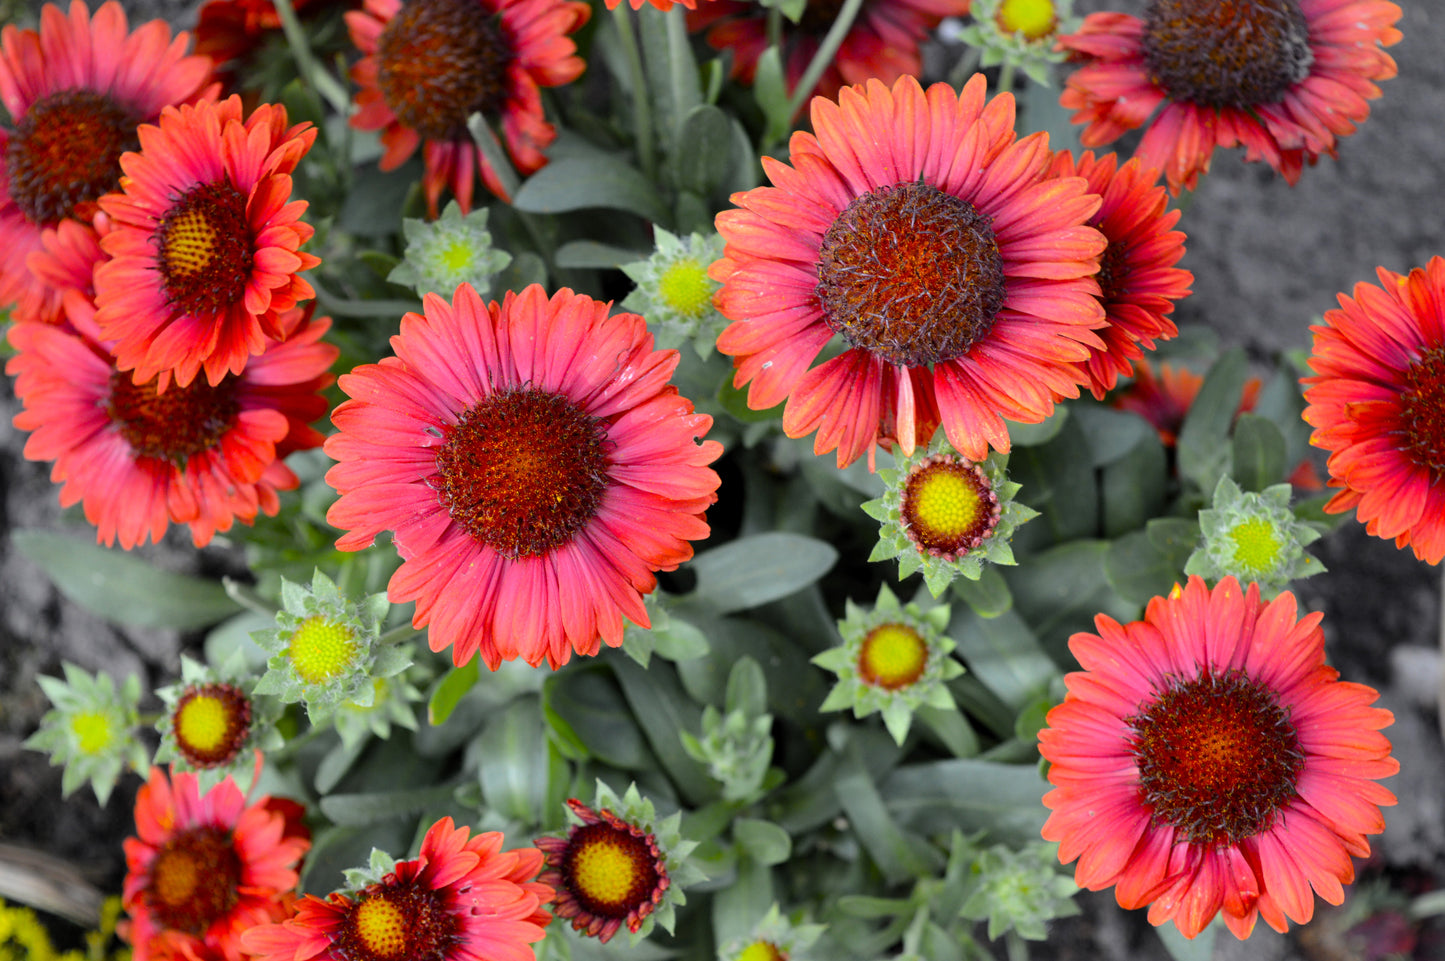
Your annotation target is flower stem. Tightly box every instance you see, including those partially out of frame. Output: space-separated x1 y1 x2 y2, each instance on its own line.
467 113 522 200
783 0 865 122
612 5 657 182
223 577 279 618
379 624 422 646
949 45 982 88
997 62 1017 95
271 0 352 117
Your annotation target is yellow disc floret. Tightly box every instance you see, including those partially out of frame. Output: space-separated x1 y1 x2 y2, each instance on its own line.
69 710 116 756
353 896 408 959
657 258 713 319
857 623 929 690
912 468 984 539
175 694 229 754
287 616 359 684
572 834 647 907
1228 517 1284 576
995 0 1057 40
161 208 218 277
737 941 787 961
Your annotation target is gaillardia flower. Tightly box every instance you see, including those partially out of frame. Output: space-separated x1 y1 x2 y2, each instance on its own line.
155 655 284 792
535 782 702 944
1303 256 1445 564
24 662 148 805
1058 0 1404 194
688 0 973 103
95 95 320 388
122 765 310 961
1184 476 1325 597
6 306 337 549
713 74 1107 468
345 0 590 213
325 283 722 670
240 817 552 961
0 0 213 326
1046 150 1191 398
1040 577 1398 939
953 0 1078 88
620 227 727 358
388 200 512 299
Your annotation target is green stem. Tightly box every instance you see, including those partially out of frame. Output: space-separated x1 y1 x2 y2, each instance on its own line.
783 0 866 121
466 113 521 200
612 5 657 182
311 276 421 319
379 624 423 646
997 62 1017 96
1005 932 1030 961
271 0 352 117
223 578 279 618
949 45 983 89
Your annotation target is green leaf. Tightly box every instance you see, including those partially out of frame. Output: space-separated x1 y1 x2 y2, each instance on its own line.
335 161 412 237
733 818 792 865
476 695 549 823
315 734 370 795
1002 540 1128 661
672 105 736 195
1005 406 1069 447
427 661 479 727
1100 432 1168 538
724 657 768 718
950 564 1013 618
1157 919 1218 961
610 657 713 802
1177 349 1248 493
835 748 945 884
1104 518 1199 607
318 784 458 826
882 759 1049 847
687 533 837 614
1230 413 1288 492
555 240 650 270
512 156 669 223
13 530 241 630
1072 403 1153 467
949 609 1058 712
541 665 655 770
753 46 792 146
1007 416 1099 551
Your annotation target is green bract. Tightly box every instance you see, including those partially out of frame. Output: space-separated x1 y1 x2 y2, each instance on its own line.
718 903 826 961
388 200 512 299
1184 476 1325 597
332 672 423 751
955 838 1081 941
621 227 727 358
24 663 147 804
952 0 1078 87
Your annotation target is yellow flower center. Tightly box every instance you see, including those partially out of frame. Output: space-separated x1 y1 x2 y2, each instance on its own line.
901 454 1001 558
913 469 983 538
162 208 218 277
573 834 645 906
175 694 229 753
857 622 929 690
657 258 713 318
152 847 200 906
1228 517 1284 576
70 710 116 755
995 0 1057 40
353 896 408 959
156 179 254 317
737 940 788 961
439 238 476 274
288 616 359 684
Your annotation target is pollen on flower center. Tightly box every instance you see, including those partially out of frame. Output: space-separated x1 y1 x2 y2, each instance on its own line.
857 622 929 690
148 826 242 935
288 616 359 684
376 0 513 140
1141 0 1315 109
1129 669 1303 846
563 822 662 918
5 88 139 226
1399 347 1445 474
996 0 1057 40
69 710 116 755
900 454 1001 558
1228 517 1284 576
433 386 610 559
171 683 252 769
816 181 1006 368
737 941 788 961
157 180 255 317
107 371 241 465
337 884 460 961
657 259 713 319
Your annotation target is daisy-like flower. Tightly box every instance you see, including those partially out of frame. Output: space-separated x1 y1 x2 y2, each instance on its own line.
94 94 320 388
155 655 284 793
688 0 974 103
535 782 702 944
717 904 826 961
7 304 337 549
24 662 148 804
122 764 310 961
388 200 512 299
345 0 590 214
620 228 727 358
1046 151 1191 398
1057 0 1404 194
1303 256 1445 564
1184 476 1325 597
0 0 213 326
713 74 1107 468
812 583 962 744
240 817 552 961
325 283 722 670
1039 576 1398 939
953 0 1079 88
1111 357 1259 448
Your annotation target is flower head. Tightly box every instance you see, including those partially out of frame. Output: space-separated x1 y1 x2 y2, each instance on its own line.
535 782 702 945
155 656 283 793
122 765 310 961
620 227 727 358
325 283 722 670
1111 357 1259 448
713 74 1107 468
94 95 320 388
24 662 148 804
345 0 589 214
1303 256 1445 564
241 817 551 961
1185 476 1325 596
388 200 512 299
717 904 825 961
863 433 1036 596
812 583 962 744
0 0 213 326
953 0 1079 87
1058 0 1404 193
1040 576 1398 939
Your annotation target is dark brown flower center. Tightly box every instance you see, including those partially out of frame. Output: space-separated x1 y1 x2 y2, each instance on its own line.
376 0 513 141
900 454 1001 558
1142 0 1314 109
1095 240 1129 305
798 0 848 33
1129 669 1303 847
108 372 241 465
1400 347 1445 475
147 826 242 934
562 822 662 920
170 683 252 769
434 387 610 559
5 89 139 226
156 180 256 317
335 882 460 961
816 181 1006 368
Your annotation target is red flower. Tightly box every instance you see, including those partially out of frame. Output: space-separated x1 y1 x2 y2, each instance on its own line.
1041 577 1398 939
324 283 721 669
535 800 669 943
1058 0 1403 194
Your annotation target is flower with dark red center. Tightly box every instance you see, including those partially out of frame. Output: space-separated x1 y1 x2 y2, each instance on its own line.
1058 0 1403 193
687 0 972 102
122 765 310 961
714 74 1107 469
324 283 721 669
1046 151 1192 398
345 0 588 214
167 682 253 769
6 304 337 549
1040 576 1398 939
1302 256 1445 563
0 0 213 326
241 817 552 961
94 95 319 389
